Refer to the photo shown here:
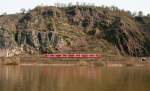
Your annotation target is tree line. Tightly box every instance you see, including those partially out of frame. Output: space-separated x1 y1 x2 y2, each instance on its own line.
0 2 149 17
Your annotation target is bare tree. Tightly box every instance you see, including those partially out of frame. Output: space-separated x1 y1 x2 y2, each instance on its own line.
20 8 26 14
132 12 137 16
138 11 143 17
76 2 79 6
147 14 150 17
68 2 73 7
83 2 87 6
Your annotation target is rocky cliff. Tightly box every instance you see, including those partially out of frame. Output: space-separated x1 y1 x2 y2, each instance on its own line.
0 6 150 57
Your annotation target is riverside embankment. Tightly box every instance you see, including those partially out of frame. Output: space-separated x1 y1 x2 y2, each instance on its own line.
0 56 149 67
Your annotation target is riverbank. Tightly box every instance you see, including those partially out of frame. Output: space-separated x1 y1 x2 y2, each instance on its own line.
0 56 150 67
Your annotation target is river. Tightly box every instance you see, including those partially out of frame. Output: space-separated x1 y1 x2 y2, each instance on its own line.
0 66 150 91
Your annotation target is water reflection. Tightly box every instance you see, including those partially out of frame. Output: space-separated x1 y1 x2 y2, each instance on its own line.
0 66 150 91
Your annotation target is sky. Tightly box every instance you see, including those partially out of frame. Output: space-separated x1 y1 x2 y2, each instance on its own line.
0 0 149 15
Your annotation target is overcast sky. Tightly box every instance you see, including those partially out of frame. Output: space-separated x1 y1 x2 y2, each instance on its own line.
0 0 149 15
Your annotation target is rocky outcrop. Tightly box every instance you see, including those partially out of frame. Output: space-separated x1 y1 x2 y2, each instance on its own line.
65 7 149 56
0 28 16 48
16 30 60 53
0 6 149 57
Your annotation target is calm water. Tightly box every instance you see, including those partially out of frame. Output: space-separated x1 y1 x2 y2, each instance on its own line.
0 66 150 91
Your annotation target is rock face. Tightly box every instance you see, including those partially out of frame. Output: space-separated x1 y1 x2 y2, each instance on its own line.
16 30 60 53
0 6 150 57
0 28 16 48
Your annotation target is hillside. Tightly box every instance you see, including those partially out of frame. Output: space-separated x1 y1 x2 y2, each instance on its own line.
0 5 150 57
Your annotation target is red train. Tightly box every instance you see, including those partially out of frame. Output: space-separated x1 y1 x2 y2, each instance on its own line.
45 54 101 59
